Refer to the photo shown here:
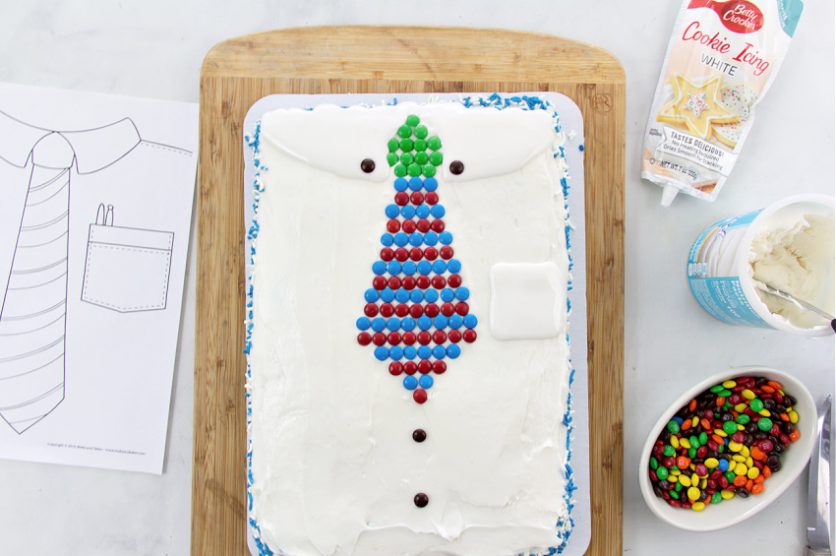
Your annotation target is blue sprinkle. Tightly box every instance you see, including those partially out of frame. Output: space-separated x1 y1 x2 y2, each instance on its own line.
424 177 438 191
403 375 418 390
419 374 434 389
364 288 379 303
380 288 395 303
440 288 454 302
402 261 417 275
401 205 416 218
433 260 448 274
394 177 408 191
404 346 417 359
387 317 401 331
387 261 402 274
417 316 432 330
424 289 439 302
417 345 432 360
579 143 584 152
409 177 423 191
389 346 404 360
416 204 431 218
395 288 409 303
424 231 438 246
372 260 387 275
433 315 448 329
455 287 470 301
394 232 409 247
380 234 394 247
439 231 453 245
431 205 445 218
385 204 400 218
374 346 389 361
371 317 386 332
447 259 462 273
401 317 416 331
449 314 463 329
463 314 478 328
410 290 424 303
356 317 371 330
409 232 424 246
447 344 461 359
432 345 446 359
417 261 432 275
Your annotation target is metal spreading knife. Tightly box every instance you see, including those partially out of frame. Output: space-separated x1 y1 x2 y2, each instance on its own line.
806 394 832 556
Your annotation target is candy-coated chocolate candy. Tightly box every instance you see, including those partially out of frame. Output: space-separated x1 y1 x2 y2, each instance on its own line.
412 428 427 442
413 389 428 404
406 114 420 127
397 125 411 138
427 136 442 151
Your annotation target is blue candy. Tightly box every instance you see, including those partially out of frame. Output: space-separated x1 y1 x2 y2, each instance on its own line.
380 233 394 247
403 375 418 390
424 177 438 191
390 346 404 360
718 459 729 472
463 314 478 328
403 346 417 360
372 260 387 275
395 288 409 303
448 314 463 329
417 345 432 360
394 177 409 192
423 231 438 246
409 232 424 247
431 205 445 218
419 374 434 389
440 288 454 302
447 344 461 359
424 289 439 303
380 288 395 303
455 287 470 301
356 317 371 330
439 231 453 245
387 261 402 274
385 204 400 218
432 345 446 359
401 317 416 331
409 177 424 191
410 290 424 303
371 317 386 332
417 316 432 330
447 259 462 273
374 346 389 361
433 260 448 274
401 205 416 218
417 261 432 275
433 315 448 329
394 232 409 247
387 317 401 331
416 204 431 218
401 261 417 275
364 288 380 303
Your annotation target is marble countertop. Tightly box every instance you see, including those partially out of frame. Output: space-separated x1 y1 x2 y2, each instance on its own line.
1 1 833 555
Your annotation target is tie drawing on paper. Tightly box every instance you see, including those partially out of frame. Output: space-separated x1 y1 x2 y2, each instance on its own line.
0 111 189 434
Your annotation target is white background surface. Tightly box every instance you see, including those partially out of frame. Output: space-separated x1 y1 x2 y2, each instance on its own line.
0 1 833 555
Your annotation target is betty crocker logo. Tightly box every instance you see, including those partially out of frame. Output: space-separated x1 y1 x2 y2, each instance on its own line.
689 0 765 34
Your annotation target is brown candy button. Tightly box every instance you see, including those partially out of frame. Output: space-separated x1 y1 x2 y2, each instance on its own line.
360 158 376 173
412 428 427 443
449 160 464 175
414 492 429 508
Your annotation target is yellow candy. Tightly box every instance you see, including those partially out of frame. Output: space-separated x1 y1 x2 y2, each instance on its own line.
759 409 771 417
728 441 742 452
671 468 681 476
679 475 692 487
789 410 799 424
721 490 735 500
691 473 699 485
691 502 706 511
680 438 692 449
714 429 727 438
700 478 707 489
692 416 699 427
722 380 737 388
747 467 760 479
671 436 680 449
740 446 750 457
667 474 678 483
734 403 747 412
687 486 701 501
734 463 748 476
742 389 755 400
732 455 745 462
705 458 719 469
746 457 754 467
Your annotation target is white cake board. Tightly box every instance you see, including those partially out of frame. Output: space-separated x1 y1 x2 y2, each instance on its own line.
243 92 590 556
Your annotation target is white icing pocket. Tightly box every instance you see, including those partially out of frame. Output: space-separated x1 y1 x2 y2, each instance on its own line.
489 262 564 340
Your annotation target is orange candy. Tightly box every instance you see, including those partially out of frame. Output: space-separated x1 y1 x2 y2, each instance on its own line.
789 429 801 442
763 466 772 478
752 483 765 495
701 418 712 430
682 419 692 431
751 446 767 461
733 476 747 487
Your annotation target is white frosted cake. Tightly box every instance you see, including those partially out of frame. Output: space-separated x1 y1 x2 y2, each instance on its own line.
246 97 576 556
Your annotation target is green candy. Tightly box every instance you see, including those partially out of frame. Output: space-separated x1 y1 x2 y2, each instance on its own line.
413 139 427 151
722 402 732 411
405 114 420 127
698 431 708 445
429 151 443 166
688 446 697 459
400 138 414 152
722 421 738 435
422 164 436 177
724 471 736 483
674 482 683 492
397 125 411 139
427 136 442 151
711 492 722 504
650 456 658 470
386 153 398 167
750 398 764 412
710 385 725 393
388 138 400 152
407 163 421 177
415 152 428 165
656 466 669 480
689 435 699 447
400 153 414 165
414 124 428 139
662 445 675 457
666 420 680 434
736 414 751 425
719 389 732 397
757 417 773 431
717 443 725 453
394 164 407 177
670 490 680 500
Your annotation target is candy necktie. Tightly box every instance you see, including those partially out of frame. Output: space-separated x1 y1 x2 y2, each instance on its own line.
0 133 74 433
355 115 478 404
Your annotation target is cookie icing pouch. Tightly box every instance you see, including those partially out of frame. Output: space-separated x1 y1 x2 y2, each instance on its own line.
642 0 804 205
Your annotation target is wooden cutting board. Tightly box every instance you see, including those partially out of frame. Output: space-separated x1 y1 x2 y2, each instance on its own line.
194 26 624 556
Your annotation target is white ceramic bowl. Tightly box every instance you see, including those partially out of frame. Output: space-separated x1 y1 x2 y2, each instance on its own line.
639 367 817 531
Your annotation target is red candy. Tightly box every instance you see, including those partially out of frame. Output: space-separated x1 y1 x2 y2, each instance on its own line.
401 219 417 233
433 361 447 374
418 360 432 375
439 246 454 259
394 191 409 206
425 191 439 205
431 219 445 232
387 219 401 233
417 219 430 232
463 329 477 343
389 362 403 376
413 389 428 404
357 332 372 346
403 362 418 375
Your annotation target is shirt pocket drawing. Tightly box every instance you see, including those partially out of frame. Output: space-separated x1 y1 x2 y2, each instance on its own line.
81 203 174 313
